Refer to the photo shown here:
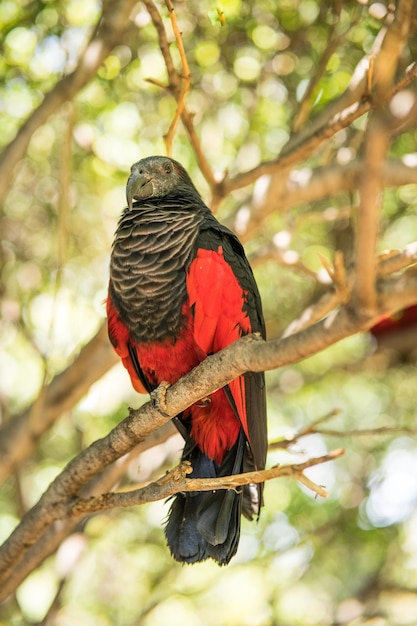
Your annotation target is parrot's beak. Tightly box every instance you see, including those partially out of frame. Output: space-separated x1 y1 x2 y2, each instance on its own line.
126 173 153 210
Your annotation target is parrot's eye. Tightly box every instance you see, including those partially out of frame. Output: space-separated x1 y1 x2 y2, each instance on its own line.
163 162 173 175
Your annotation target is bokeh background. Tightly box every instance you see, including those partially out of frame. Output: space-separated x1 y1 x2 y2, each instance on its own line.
1 1 417 624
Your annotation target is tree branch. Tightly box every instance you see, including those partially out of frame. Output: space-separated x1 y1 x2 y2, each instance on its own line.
221 61 417 198
231 159 417 243
143 0 217 188
0 324 117 484
353 0 413 316
2 2 417 602
292 4 346 132
0 0 138 208
67 449 345 518
378 242 417 277
143 0 416 216
269 408 417 449
142 0 177 83
225 52 417 241
283 244 417 337
163 0 191 155
0 422 176 602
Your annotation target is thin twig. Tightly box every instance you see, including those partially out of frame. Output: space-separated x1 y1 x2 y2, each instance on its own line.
292 5 346 132
269 409 342 450
378 242 417 277
269 413 417 450
282 291 340 338
283 241 417 337
180 108 219 192
142 0 177 83
164 0 191 155
249 246 319 280
317 426 417 437
67 450 344 517
143 0 217 189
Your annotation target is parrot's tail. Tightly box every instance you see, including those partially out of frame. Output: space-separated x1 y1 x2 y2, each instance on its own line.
164 432 256 566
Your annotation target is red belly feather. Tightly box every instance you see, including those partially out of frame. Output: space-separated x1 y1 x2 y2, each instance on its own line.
134 305 240 465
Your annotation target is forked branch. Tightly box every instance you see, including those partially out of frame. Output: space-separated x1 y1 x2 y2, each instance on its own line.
67 449 345 518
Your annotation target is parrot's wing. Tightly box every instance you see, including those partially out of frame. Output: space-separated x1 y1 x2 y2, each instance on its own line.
186 222 267 482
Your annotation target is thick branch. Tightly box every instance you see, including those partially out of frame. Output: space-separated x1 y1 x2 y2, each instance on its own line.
0 422 176 602
354 0 412 315
354 113 390 313
230 159 417 241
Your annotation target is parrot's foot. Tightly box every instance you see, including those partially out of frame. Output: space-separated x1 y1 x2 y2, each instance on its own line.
151 381 171 417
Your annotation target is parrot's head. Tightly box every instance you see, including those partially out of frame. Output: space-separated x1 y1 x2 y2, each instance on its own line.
126 156 200 210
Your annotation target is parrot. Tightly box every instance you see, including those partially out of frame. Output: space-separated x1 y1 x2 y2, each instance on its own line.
107 156 267 565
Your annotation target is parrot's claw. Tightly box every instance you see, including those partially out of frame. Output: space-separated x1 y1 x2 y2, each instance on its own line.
151 381 171 417
195 396 211 408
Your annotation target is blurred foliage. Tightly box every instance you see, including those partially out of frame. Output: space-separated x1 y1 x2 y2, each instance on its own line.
1 0 417 624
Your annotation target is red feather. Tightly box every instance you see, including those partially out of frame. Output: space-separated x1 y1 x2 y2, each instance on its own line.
186 246 252 449
107 296 147 394
107 245 252 465
371 304 417 336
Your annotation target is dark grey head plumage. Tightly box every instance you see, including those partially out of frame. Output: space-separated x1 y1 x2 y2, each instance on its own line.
126 156 201 210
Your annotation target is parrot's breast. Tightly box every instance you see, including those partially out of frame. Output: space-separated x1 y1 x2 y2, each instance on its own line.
109 205 203 342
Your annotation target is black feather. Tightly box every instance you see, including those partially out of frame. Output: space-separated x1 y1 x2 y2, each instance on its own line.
165 434 247 566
